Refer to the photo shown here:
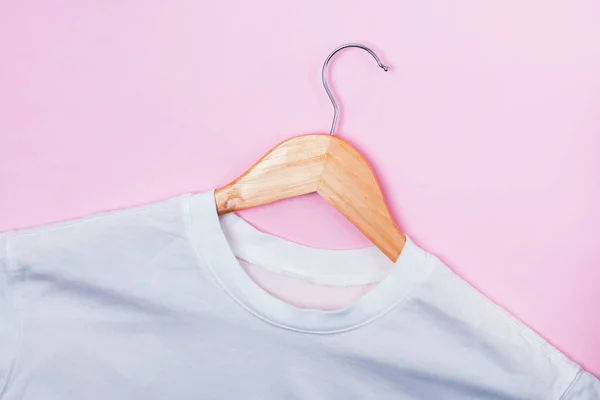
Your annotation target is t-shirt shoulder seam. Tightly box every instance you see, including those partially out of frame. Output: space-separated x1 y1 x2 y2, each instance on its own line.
2 194 188 239
440 265 581 398
559 367 583 400
445 264 574 366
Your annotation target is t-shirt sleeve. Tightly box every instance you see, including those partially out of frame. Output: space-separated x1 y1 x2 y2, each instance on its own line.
562 369 600 399
0 233 19 390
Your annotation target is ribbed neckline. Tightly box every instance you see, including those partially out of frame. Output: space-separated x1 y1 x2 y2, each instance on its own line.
185 190 435 334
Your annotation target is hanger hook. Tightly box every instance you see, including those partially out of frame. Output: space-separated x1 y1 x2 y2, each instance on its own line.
322 43 389 136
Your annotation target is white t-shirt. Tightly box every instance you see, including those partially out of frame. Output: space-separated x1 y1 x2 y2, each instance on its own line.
0 191 598 399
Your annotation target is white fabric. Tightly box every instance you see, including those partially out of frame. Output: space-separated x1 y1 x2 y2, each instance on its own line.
0 190 597 399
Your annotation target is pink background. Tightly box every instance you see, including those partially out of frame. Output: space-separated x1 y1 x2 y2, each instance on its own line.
1 1 600 375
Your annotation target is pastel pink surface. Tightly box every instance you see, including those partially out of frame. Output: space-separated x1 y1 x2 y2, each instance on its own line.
1 0 599 375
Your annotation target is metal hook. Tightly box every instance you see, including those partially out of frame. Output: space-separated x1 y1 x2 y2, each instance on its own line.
322 43 389 136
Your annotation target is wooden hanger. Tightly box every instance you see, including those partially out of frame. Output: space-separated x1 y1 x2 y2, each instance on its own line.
215 44 406 262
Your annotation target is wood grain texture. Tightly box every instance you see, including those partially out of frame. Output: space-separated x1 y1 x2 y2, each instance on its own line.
215 134 406 261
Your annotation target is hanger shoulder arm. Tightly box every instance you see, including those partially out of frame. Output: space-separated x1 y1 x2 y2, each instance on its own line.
318 137 406 261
